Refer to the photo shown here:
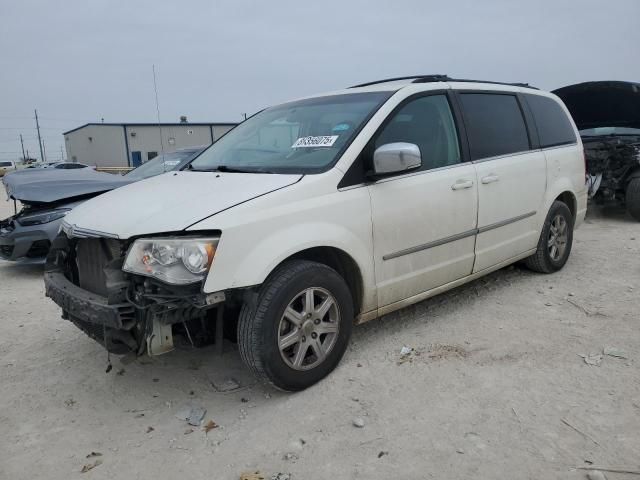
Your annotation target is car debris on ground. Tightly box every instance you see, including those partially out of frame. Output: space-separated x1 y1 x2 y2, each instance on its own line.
580 345 629 366
579 353 603 366
175 404 207 426
603 346 628 359
352 417 365 428
80 459 102 473
211 377 241 392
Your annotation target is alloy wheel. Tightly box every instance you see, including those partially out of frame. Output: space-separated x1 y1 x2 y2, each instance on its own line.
278 287 340 371
547 214 568 261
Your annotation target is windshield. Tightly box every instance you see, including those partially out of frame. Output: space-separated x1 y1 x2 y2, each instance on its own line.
126 149 200 180
580 126 640 137
190 92 391 174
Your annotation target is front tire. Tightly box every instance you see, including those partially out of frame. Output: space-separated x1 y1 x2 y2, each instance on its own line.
525 201 574 273
237 260 353 391
626 177 640 221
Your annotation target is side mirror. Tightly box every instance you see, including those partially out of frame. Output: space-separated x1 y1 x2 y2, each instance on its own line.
372 142 421 175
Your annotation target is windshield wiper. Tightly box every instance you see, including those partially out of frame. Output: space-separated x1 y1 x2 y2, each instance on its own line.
188 165 275 174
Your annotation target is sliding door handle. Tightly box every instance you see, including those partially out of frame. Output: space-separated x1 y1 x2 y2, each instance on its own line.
481 174 500 184
451 180 474 190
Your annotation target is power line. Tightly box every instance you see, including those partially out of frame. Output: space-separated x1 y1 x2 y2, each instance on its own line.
0 126 70 130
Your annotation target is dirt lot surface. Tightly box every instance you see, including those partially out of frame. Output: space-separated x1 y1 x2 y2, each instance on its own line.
1 198 639 480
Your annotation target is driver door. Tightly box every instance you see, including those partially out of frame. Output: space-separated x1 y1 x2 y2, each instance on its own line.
367 93 478 309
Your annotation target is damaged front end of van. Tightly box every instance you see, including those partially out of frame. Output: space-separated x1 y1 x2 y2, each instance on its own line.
44 229 230 356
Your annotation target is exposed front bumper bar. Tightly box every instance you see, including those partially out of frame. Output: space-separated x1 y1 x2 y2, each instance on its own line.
44 270 133 329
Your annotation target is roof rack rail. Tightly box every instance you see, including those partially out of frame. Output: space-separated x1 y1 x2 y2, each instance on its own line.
349 75 537 90
435 77 538 89
349 75 448 88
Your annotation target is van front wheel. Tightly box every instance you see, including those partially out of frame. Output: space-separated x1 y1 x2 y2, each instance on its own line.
237 260 353 391
524 201 574 273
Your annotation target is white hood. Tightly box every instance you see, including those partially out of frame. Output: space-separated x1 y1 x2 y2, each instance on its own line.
64 171 302 238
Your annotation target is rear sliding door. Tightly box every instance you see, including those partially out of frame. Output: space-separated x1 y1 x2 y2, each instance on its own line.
457 92 547 272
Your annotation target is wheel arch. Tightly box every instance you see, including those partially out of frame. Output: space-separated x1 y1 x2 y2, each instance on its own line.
554 190 577 221
272 246 364 317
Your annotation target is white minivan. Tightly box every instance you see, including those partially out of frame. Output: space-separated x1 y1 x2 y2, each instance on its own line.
45 75 587 391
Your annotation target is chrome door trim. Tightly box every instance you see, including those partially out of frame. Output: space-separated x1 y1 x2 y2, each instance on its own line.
382 228 477 261
471 149 540 164
382 210 537 261
477 210 536 234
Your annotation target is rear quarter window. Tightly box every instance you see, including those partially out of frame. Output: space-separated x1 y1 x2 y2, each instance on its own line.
459 93 530 160
525 94 577 148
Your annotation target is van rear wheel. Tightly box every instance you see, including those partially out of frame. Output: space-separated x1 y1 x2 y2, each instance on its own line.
237 260 353 391
524 201 574 273
626 177 640 221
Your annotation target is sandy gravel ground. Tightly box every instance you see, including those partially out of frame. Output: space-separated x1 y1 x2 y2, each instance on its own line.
1 198 639 480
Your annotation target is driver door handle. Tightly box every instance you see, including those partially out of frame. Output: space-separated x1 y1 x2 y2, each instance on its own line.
451 179 474 190
481 174 500 184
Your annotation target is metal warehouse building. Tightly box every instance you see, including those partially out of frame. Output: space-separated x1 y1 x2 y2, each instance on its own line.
63 121 237 168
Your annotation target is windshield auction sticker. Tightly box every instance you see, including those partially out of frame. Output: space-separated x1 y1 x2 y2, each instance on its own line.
291 135 338 148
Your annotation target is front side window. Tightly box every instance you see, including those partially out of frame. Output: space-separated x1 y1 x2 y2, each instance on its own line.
190 92 391 174
374 95 460 171
460 93 530 160
525 94 576 148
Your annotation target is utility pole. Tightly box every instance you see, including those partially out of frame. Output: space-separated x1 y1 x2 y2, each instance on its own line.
19 134 26 161
42 140 47 162
34 109 45 163
60 145 65 161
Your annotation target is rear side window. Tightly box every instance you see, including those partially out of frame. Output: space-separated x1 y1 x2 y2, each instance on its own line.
525 94 576 148
459 93 530 160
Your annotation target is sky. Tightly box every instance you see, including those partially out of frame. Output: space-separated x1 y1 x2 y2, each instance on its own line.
1 0 638 162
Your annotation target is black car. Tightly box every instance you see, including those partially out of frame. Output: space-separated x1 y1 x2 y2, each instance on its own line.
554 81 640 220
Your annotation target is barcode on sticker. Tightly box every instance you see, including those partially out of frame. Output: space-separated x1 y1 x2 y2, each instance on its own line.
291 135 338 148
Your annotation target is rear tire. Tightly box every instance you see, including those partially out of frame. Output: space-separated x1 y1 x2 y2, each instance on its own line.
524 201 574 273
626 177 640 221
237 260 353 391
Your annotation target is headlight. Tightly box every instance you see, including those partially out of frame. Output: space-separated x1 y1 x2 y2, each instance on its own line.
123 236 219 285
17 208 71 226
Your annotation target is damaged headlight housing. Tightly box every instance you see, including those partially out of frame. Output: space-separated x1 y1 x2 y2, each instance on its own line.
123 236 219 285
16 208 71 226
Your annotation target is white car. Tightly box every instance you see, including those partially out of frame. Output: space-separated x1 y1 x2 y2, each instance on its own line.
0 160 16 177
45 75 587 391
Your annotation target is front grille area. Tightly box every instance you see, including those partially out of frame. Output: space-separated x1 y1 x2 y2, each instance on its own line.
74 238 126 296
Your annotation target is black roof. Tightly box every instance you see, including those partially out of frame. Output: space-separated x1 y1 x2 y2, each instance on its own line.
63 122 238 135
